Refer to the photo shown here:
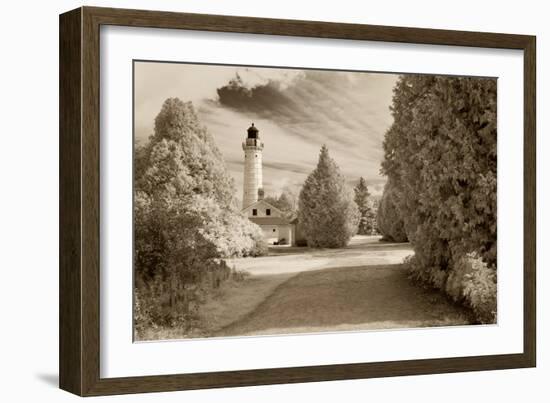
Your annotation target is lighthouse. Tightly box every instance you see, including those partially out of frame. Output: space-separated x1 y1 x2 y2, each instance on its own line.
242 123 264 208
240 123 298 247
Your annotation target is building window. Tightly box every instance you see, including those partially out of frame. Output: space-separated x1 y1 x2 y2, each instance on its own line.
266 209 271 216
252 209 257 216
273 229 276 232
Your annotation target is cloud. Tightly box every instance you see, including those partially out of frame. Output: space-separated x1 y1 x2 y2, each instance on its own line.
262 161 313 175
134 62 397 205
214 70 396 153
208 68 397 201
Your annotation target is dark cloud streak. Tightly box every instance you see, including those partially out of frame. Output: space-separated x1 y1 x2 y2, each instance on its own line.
215 70 396 158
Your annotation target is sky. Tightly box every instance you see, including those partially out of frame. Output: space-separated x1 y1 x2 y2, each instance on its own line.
134 61 398 202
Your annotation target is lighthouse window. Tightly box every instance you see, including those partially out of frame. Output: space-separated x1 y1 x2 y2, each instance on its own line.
252 209 257 216
255 154 258 158
273 229 276 232
266 209 271 216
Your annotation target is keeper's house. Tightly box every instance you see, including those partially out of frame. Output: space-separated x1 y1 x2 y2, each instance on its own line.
242 199 294 245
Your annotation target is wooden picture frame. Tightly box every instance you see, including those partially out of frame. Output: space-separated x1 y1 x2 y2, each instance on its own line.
59 6 536 396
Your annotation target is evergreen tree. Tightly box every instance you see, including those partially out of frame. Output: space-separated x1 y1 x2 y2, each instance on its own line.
376 181 407 242
354 177 373 235
368 198 380 234
380 75 497 322
298 145 359 247
381 75 496 268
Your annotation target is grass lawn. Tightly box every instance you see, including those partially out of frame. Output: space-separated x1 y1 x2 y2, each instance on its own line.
197 272 295 335
138 236 474 341
214 264 472 337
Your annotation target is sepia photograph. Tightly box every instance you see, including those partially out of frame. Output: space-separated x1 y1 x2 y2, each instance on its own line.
133 61 497 341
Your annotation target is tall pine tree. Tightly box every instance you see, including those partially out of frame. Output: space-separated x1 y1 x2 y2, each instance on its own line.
354 177 373 235
298 145 359 248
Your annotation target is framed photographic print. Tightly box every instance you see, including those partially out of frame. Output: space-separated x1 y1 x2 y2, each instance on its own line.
59 6 536 396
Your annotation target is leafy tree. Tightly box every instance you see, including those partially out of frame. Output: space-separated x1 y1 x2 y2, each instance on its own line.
298 145 360 247
277 189 297 213
134 98 265 332
138 98 236 209
380 75 497 321
264 186 298 218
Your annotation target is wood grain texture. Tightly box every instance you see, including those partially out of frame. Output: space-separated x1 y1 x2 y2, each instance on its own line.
81 6 102 396
86 6 532 49
523 38 536 367
59 7 82 396
59 6 537 396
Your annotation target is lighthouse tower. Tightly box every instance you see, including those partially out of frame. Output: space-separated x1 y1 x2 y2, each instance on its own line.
242 123 264 208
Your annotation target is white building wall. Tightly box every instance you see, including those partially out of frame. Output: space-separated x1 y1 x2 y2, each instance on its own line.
260 225 279 243
259 225 293 245
278 225 293 245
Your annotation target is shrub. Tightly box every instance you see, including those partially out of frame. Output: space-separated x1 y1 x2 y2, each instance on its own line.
204 208 268 258
134 258 235 339
406 255 448 290
406 253 496 324
249 230 269 257
446 254 497 323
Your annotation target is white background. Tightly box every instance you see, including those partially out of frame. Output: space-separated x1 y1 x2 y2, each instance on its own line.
101 26 524 378
0 0 547 402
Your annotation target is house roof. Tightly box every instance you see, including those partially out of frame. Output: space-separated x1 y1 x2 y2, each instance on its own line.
241 199 284 214
249 216 292 226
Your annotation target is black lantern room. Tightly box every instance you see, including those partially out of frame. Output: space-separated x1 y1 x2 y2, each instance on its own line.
247 123 259 139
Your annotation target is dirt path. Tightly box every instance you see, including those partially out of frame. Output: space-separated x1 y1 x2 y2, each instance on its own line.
210 236 473 337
